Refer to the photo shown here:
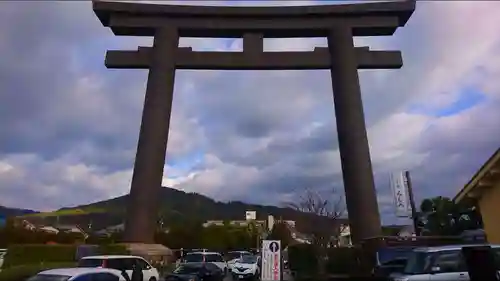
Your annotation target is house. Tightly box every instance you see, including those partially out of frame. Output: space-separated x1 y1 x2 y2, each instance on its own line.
93 223 125 237
338 224 352 246
454 148 500 243
383 224 415 237
19 219 37 231
38 226 59 234
203 220 267 228
55 224 88 238
290 230 312 244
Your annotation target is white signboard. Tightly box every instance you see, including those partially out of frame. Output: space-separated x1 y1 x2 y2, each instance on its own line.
245 211 256 221
390 172 411 217
261 240 281 281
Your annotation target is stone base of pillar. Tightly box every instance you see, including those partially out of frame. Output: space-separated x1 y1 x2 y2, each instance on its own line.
358 237 387 274
121 243 174 264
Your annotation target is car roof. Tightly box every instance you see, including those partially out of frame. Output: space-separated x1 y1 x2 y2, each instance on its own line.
181 262 205 267
81 255 143 259
228 251 251 253
187 252 221 255
38 267 122 276
414 244 500 253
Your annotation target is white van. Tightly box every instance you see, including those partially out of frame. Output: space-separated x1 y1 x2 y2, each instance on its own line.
391 244 500 281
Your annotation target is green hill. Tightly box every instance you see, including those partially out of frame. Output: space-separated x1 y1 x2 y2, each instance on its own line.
15 187 340 231
0 205 36 218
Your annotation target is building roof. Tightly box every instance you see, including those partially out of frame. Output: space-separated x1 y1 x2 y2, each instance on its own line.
454 148 500 203
38 267 123 276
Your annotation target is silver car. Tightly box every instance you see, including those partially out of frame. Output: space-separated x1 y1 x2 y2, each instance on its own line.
391 244 500 281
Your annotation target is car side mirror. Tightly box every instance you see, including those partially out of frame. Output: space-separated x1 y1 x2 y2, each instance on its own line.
431 266 441 273
145 265 152 270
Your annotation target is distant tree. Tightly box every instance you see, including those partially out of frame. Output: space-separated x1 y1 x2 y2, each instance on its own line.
202 225 229 251
267 221 292 250
419 196 482 236
165 221 203 249
230 226 255 250
286 188 346 280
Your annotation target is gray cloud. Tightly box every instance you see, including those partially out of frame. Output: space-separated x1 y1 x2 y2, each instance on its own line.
1 0 500 229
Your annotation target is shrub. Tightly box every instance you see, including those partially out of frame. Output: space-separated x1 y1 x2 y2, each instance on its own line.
0 262 77 281
326 247 362 275
96 244 130 255
3 244 77 268
287 244 317 276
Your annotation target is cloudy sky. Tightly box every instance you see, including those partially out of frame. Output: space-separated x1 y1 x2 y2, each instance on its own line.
1 0 499 225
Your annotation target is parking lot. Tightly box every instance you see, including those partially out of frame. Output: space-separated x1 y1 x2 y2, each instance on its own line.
222 270 293 281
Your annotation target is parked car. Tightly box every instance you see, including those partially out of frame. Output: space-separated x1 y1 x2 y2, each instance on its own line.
231 255 261 280
372 257 407 277
26 267 127 281
78 255 159 281
165 262 224 281
391 244 500 281
226 251 253 271
0 248 6 271
372 247 414 277
183 252 228 275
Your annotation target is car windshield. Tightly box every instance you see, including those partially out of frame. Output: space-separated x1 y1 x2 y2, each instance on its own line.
174 264 203 274
377 248 414 265
239 255 257 264
26 274 71 281
380 258 407 266
78 259 104 267
404 251 431 275
185 254 204 263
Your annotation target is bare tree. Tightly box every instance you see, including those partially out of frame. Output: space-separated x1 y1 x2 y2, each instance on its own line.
285 188 347 279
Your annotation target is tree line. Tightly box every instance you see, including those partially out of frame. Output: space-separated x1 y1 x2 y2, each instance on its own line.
416 196 482 236
0 219 293 251
0 195 484 249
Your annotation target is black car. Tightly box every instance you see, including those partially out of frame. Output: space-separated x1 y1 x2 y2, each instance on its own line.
164 262 224 281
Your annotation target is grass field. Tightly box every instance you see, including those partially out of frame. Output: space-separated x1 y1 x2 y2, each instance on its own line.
19 207 107 217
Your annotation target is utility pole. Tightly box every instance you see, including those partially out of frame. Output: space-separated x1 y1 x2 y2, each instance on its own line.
405 171 420 236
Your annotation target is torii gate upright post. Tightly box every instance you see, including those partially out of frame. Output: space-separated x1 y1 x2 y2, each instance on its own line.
93 0 415 246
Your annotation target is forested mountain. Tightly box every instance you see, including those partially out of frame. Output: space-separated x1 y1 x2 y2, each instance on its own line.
14 187 341 231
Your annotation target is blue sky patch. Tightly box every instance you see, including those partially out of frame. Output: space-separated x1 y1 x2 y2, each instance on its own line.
409 87 486 117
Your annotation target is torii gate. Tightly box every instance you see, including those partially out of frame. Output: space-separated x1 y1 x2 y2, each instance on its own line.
93 0 415 245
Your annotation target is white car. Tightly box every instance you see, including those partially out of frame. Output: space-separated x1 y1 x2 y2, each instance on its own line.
26 267 127 281
78 255 159 281
231 255 261 280
390 244 500 281
183 252 228 274
226 251 253 271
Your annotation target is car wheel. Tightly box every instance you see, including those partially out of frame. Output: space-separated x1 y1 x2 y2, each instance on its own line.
224 268 228 276
149 278 157 281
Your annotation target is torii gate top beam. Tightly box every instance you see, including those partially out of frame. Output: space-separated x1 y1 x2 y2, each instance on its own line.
93 0 415 38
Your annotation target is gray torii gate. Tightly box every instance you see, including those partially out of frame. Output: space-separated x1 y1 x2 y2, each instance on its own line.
93 0 415 245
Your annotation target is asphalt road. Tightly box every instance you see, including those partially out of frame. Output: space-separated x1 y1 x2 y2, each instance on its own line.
226 270 293 281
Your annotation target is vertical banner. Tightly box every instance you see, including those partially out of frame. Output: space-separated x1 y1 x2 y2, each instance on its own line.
390 172 411 217
261 240 281 281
